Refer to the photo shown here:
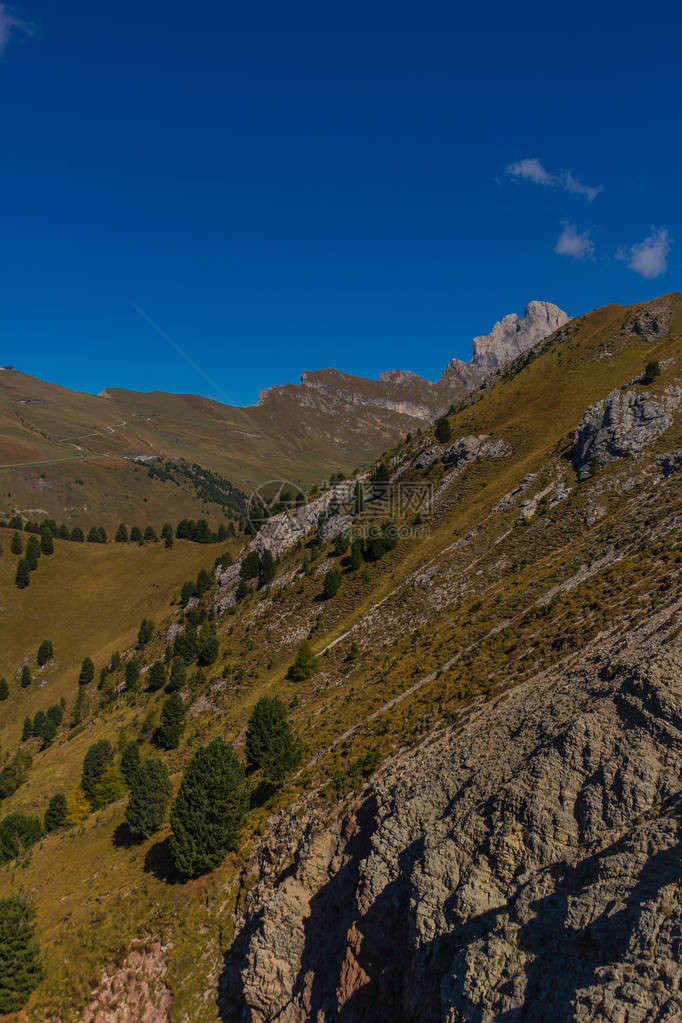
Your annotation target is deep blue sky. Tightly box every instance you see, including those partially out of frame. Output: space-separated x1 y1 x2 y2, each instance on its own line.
1 1 679 405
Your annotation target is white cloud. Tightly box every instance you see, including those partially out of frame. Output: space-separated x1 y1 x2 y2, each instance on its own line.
554 222 595 260
0 4 33 56
616 227 671 279
506 157 602 202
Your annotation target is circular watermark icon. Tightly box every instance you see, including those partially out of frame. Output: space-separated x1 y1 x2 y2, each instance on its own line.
247 479 307 532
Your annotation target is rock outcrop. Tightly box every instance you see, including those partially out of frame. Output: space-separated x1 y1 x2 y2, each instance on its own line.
573 387 681 480
226 601 682 1023
444 301 569 388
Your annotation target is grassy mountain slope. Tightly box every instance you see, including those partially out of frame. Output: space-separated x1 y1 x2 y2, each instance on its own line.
0 294 680 1021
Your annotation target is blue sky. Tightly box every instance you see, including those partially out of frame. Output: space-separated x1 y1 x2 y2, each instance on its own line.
1 1 679 405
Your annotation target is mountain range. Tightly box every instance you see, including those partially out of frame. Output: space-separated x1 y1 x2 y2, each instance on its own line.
0 301 567 532
0 292 680 1022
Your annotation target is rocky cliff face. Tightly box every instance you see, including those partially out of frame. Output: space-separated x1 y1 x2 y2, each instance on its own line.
443 301 570 388
226 600 682 1023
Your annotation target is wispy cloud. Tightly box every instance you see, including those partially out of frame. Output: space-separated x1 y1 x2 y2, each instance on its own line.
616 227 671 279
0 3 33 56
554 222 595 261
506 157 602 202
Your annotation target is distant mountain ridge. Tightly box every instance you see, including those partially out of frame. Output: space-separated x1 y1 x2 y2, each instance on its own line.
0 301 568 529
259 300 569 421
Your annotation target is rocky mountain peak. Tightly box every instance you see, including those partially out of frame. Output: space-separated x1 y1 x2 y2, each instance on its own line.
445 300 570 386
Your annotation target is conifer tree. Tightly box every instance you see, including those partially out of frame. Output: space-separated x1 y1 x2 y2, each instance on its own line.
64 785 90 826
0 895 43 1013
81 740 113 804
22 717 32 741
78 656 95 686
323 567 342 599
0 679 7 701
20 665 31 688
115 523 129 543
130 526 143 543
120 742 141 786
137 618 154 648
25 535 40 569
70 526 84 542
259 549 276 585
36 640 53 666
147 659 166 692
10 531 22 555
349 537 363 571
155 693 186 749
245 697 303 782
161 522 174 548
39 528 54 555
169 739 249 878
288 640 318 682
44 793 67 832
15 558 30 589
198 635 219 666
125 758 172 841
125 658 140 691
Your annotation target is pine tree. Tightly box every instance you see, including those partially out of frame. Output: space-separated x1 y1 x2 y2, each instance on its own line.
22 717 32 741
435 415 452 443
81 740 114 804
20 665 31 688
130 526 143 543
147 659 166 692
288 640 318 682
196 567 212 596
36 640 54 666
15 559 30 589
78 656 95 686
70 526 84 542
125 658 140 691
198 635 219 666
10 531 22 555
137 618 154 648
39 528 54 555
25 535 40 570
120 742 141 786
245 697 303 782
333 532 349 556
70 687 86 727
155 693 186 750
0 895 43 1013
180 580 195 606
44 793 67 832
0 679 7 701
350 537 363 571
259 549 276 586
125 758 172 841
115 523 129 543
240 550 260 581
169 739 249 878
323 567 342 599
58 523 70 540
167 659 186 692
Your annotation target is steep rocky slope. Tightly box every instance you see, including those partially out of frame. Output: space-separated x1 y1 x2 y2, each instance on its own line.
2 292 681 1023
227 603 682 1022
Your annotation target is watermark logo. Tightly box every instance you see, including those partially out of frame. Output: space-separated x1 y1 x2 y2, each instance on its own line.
247 479 307 531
